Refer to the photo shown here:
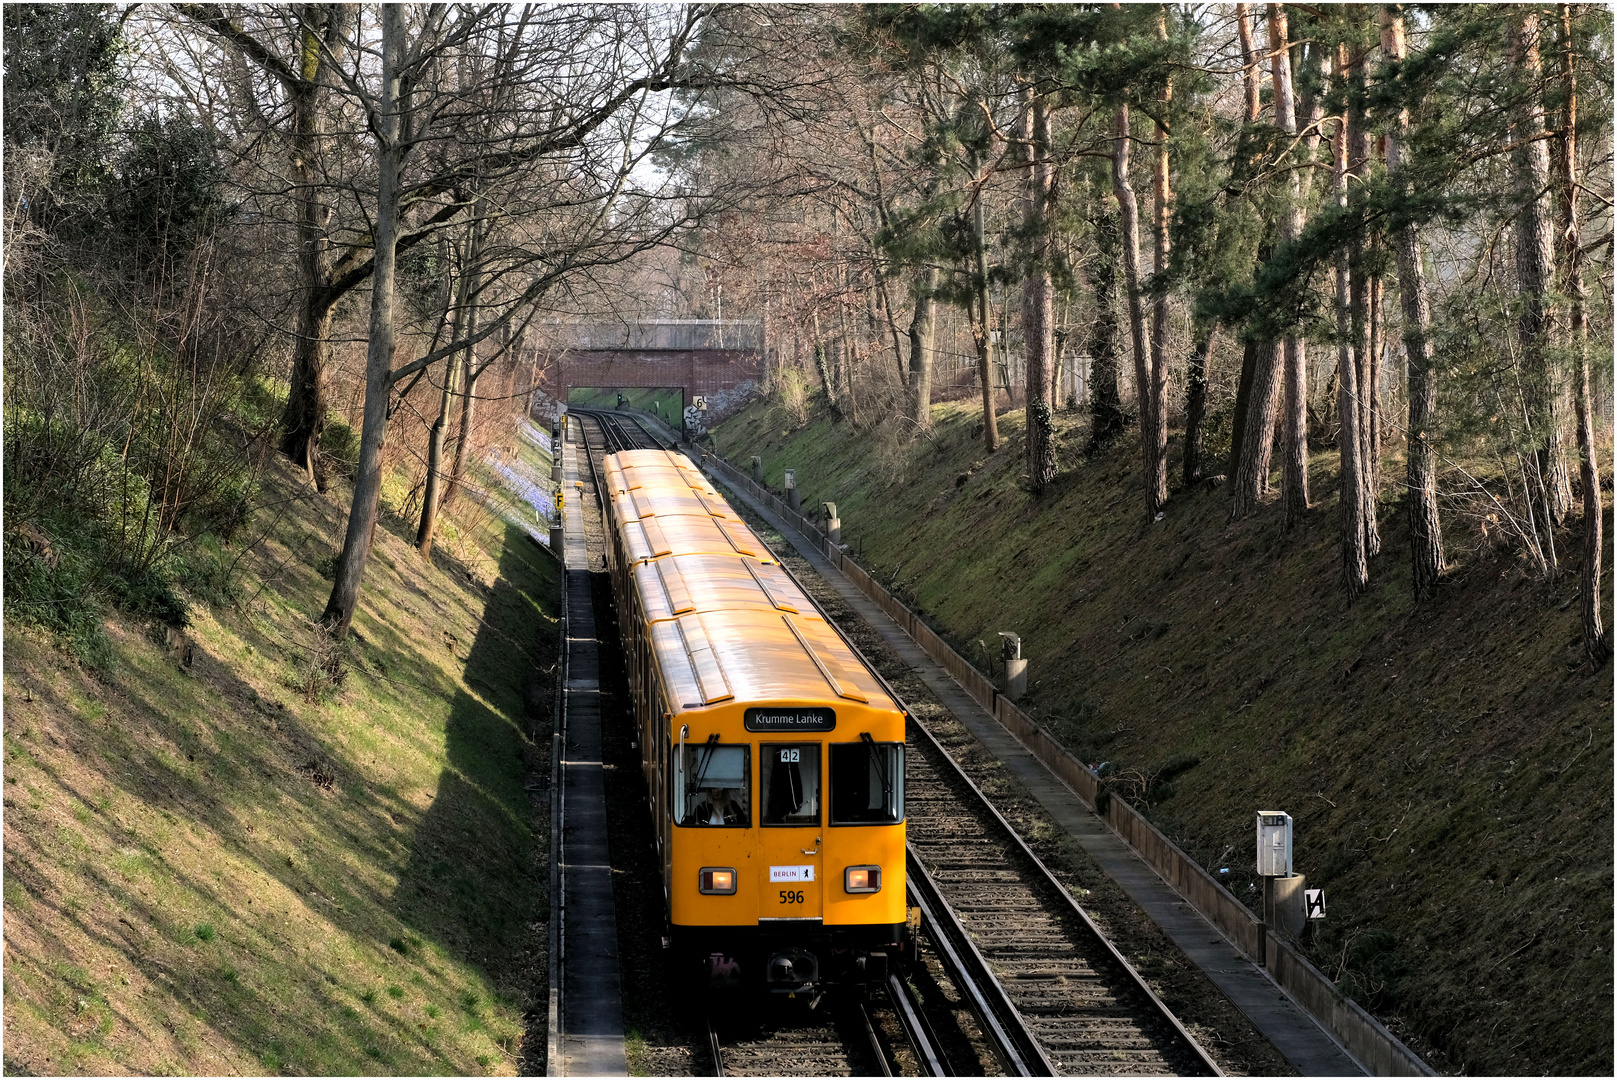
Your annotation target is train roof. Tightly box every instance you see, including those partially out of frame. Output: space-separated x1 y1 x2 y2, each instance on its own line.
602 446 898 718
618 512 766 563
632 552 813 623
601 448 714 499
649 608 899 716
603 447 774 563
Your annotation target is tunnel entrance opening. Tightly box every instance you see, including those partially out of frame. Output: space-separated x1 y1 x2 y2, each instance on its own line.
568 386 685 426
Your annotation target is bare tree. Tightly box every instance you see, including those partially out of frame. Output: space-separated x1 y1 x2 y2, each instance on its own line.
315 4 725 633
174 3 356 486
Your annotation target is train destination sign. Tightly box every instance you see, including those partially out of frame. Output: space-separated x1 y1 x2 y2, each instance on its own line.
745 707 835 732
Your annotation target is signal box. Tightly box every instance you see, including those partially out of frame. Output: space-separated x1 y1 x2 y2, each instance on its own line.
1256 811 1293 878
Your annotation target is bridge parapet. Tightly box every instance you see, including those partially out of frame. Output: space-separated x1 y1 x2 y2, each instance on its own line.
567 319 762 351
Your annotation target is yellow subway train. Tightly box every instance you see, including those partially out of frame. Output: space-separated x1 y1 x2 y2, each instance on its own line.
598 448 908 992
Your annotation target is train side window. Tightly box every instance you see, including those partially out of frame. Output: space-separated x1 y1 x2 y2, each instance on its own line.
829 740 904 824
674 743 749 826
760 744 821 826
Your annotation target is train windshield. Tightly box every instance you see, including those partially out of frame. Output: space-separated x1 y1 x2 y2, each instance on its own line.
675 743 749 826
829 740 905 824
761 744 821 826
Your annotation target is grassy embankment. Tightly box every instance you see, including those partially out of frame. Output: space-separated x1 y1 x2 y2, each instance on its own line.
3 423 561 1075
713 396 1612 1077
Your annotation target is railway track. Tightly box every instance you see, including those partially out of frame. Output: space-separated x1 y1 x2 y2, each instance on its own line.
578 409 1218 1076
703 995 896 1077
905 721 1220 1076
575 407 662 453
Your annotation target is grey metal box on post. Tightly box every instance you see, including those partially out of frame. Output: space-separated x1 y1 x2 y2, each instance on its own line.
1257 811 1306 937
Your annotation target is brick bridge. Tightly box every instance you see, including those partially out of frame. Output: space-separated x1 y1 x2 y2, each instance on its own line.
533 320 763 425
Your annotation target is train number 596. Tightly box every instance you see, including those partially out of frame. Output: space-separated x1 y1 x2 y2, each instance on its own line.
778 889 805 904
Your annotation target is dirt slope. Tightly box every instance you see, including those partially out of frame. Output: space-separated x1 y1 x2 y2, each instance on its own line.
3 441 561 1076
713 398 1612 1076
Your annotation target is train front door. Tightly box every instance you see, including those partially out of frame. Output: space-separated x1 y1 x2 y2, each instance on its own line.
758 742 824 967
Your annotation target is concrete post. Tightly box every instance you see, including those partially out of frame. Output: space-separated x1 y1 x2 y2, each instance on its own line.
549 523 563 552
751 456 764 484
1000 632 1027 701
784 469 800 512
823 503 841 545
1263 873 1308 938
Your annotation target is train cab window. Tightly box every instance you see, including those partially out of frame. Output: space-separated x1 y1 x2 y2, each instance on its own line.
830 739 905 824
675 743 749 826
761 744 821 826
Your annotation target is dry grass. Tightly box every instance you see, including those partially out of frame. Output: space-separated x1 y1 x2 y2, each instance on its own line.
3 431 561 1076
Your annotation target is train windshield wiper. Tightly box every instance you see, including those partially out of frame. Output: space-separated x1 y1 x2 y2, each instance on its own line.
861 732 892 816
691 731 721 795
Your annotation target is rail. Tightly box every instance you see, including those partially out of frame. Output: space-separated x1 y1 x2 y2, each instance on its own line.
908 719 1223 1076
906 851 1053 1077
886 972 951 1077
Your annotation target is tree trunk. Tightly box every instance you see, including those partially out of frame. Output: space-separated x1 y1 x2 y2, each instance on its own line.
443 355 480 513
1086 203 1128 454
907 269 936 430
274 8 353 489
1556 3 1608 662
1271 4 1310 530
417 230 475 557
1333 48 1369 596
811 310 842 421
416 350 460 557
440 208 486 516
1145 6 1172 518
1024 93 1057 494
413 265 472 552
1236 3 1261 126
1349 51 1381 558
1182 326 1214 485
323 3 403 636
1511 10 1573 528
1368 262 1384 494
972 168 999 453
836 312 860 430
1381 8 1444 599
1112 104 1153 514
1230 340 1282 520
1225 2 1264 485
283 292 337 488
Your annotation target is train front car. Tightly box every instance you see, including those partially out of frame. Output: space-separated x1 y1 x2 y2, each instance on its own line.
598 448 908 994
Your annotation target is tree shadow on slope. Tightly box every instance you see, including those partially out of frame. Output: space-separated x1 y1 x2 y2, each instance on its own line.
389 521 561 1014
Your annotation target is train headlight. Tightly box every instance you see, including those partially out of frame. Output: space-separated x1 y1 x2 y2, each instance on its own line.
699 867 737 895
844 865 881 894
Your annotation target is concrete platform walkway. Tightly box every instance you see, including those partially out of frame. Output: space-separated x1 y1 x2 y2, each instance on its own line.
699 452 1365 1077
550 420 628 1076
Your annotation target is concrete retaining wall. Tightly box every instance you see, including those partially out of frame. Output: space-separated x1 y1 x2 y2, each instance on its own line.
692 438 1432 1077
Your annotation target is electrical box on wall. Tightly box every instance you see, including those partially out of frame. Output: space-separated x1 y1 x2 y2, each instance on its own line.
1256 811 1293 877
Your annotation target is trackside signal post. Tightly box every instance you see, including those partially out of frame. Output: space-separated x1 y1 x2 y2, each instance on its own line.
999 632 1027 701
1257 811 1308 936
